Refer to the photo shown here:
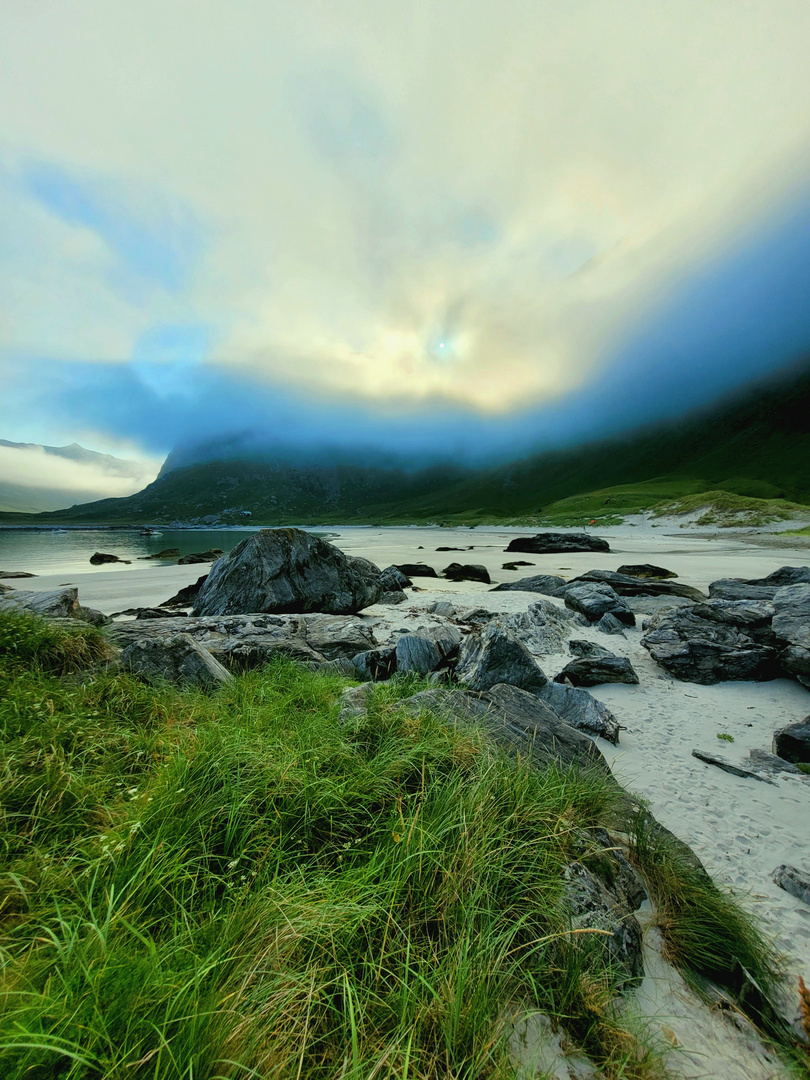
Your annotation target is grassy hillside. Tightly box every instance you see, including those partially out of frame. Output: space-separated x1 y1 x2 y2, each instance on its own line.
3 360 809 526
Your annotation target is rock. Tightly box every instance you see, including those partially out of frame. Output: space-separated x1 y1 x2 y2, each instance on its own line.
302 614 377 659
567 569 704 601
772 583 810 650
690 599 775 628
161 574 209 608
456 607 497 626
780 646 810 688
436 546 465 551
131 607 188 619
192 529 383 616
616 564 677 579
0 586 81 619
535 681 621 744
414 623 463 659
456 623 548 693
691 749 775 782
506 532 610 554
744 566 810 587
338 683 374 723
0 570 37 578
596 613 627 636
178 548 223 565
747 749 807 777
563 584 635 627
771 865 810 905
89 552 130 565
394 563 438 578
490 574 566 594
401 683 613 776
395 634 443 676
641 606 779 684
121 634 234 691
501 561 535 570
379 565 411 590
428 601 456 617
137 548 181 560
562 861 644 987
442 562 490 583
75 605 111 627
554 656 639 687
496 600 575 656
772 716 810 763
709 579 778 601
568 640 615 660
352 647 397 681
378 590 407 605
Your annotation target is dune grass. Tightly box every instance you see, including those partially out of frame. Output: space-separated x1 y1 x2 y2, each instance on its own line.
0 610 668 1079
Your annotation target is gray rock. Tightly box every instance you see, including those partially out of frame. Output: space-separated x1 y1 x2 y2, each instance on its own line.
772 717 810 763
456 623 548 693
596 613 627 636
771 864 810 905
496 599 574 656
535 681 621 744
772 583 810 650
554 656 638 687
562 861 644 987
616 564 677 579
401 683 613 776
379 565 411 590
395 563 438 578
75 605 111 627
567 569 705 601
338 683 374 723
178 548 223 565
568 640 615 660
456 607 497 626
414 622 463 659
564 583 635 627
0 586 81 619
691 749 775 783
690 599 775 628
747 749 807 777
302 614 377 660
506 533 610 554
89 551 130 565
780 646 810 688
745 566 810 587
442 562 490 583
395 634 443 676
352 647 397 681
138 548 181 560
161 574 208 608
490 574 567 595
121 634 234 691
378 590 407 605
192 529 383 616
708 579 778 602
0 570 37 578
641 606 779 684
428 600 456 617
501 560 535 570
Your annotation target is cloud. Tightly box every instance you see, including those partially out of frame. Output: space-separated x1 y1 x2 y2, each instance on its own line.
1 0 810 450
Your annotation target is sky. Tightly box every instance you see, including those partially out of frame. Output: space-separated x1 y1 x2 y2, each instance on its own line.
2 0 810 498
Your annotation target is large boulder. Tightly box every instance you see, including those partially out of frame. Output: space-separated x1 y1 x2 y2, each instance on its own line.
708 579 778 602
554 656 639 687
505 532 610 554
456 623 548 694
616 564 677 579
744 566 810 588
772 583 810 650
496 599 575 656
490 574 566 595
121 634 234 691
395 634 444 676
535 681 621 744
395 563 438 578
192 529 383 616
566 569 705 602
442 562 490 583
641 605 779 684
0 586 81 619
563 583 635 627
772 716 810 764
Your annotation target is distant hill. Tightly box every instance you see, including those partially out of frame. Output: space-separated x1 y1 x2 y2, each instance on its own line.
0 440 159 514
4 359 810 525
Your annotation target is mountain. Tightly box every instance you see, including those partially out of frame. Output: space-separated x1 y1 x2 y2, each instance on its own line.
4 359 810 525
0 440 160 514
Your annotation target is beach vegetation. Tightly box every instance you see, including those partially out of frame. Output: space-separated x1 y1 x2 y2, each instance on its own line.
716 733 735 743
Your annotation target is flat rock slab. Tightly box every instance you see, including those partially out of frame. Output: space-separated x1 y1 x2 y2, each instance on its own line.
490 574 566 594
771 864 810 905
0 570 37 578
0 586 81 619
568 569 704 601
616 564 677 579
505 532 610 554
691 749 776 783
192 528 383 616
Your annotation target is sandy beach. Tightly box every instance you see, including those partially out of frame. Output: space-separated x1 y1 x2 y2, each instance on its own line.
8 521 810 1073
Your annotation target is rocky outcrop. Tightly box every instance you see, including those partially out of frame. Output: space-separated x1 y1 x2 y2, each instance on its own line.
708 580 778 602
566 569 705 601
505 532 610 554
0 586 81 619
563 584 636 627
641 604 778 684
192 529 383 616
395 634 444 676
772 717 810 764
496 599 575 656
352 647 397 681
554 656 639 687
616 564 677 579
490 574 566 594
456 623 548 693
568 640 615 660
442 563 490 583
121 634 234 691
0 570 37 578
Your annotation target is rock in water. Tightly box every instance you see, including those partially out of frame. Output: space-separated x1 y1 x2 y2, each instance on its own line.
90 552 130 565
505 532 610 554
192 528 383 616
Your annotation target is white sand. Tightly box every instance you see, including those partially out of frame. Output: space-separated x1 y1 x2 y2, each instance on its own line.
15 522 810 1072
